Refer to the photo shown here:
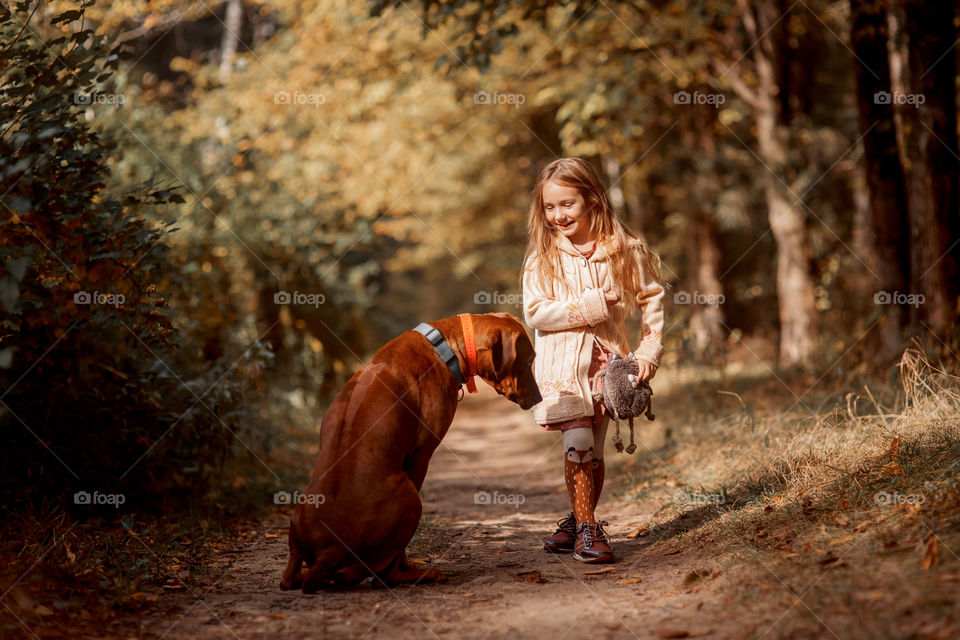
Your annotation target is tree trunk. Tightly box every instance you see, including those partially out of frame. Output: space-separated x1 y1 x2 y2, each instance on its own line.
623 180 643 231
849 0 910 361
890 0 960 335
687 209 725 359
745 0 817 368
219 0 243 82
685 107 725 361
602 155 626 214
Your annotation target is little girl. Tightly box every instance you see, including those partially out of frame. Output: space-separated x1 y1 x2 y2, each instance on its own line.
521 157 666 564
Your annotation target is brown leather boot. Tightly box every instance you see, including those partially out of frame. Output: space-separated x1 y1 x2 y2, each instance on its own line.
543 512 577 553
573 520 614 563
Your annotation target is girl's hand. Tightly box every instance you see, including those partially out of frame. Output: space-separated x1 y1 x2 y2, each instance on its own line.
603 289 620 303
637 360 657 381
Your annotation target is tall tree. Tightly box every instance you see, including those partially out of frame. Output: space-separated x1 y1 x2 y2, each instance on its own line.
889 0 960 335
848 0 910 360
736 0 817 367
683 102 725 359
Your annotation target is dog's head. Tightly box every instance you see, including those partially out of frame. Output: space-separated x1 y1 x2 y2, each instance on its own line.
474 313 542 410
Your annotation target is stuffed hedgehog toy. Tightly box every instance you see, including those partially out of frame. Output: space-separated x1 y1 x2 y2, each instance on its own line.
591 353 655 454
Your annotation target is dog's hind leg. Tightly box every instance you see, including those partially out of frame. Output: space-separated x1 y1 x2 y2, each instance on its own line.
376 550 447 587
332 563 368 587
300 546 347 594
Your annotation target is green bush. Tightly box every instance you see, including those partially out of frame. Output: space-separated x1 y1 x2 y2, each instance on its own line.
0 1 267 512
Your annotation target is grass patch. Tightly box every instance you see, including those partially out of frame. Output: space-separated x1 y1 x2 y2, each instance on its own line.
609 347 960 638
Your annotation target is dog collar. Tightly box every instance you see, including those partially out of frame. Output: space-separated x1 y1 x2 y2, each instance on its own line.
413 318 479 394
413 322 464 387
458 314 478 394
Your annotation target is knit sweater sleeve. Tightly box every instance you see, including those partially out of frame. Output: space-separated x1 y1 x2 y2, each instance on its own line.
630 250 666 367
522 264 609 331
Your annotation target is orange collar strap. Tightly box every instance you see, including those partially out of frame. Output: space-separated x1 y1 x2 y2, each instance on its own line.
458 314 479 394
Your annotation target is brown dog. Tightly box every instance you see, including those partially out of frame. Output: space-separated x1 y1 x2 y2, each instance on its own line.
280 313 541 592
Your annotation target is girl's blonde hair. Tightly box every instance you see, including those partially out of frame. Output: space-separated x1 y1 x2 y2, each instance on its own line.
522 157 665 307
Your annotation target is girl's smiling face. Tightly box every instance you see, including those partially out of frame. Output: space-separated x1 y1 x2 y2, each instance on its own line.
542 181 594 245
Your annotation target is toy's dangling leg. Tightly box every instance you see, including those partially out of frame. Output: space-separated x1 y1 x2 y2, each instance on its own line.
625 418 637 454
612 418 624 453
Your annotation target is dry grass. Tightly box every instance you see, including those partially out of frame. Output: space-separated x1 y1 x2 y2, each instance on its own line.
608 347 960 638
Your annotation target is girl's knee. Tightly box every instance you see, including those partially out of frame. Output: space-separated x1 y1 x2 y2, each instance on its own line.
562 427 594 462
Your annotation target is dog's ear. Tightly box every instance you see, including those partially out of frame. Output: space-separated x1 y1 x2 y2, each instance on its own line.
492 325 518 381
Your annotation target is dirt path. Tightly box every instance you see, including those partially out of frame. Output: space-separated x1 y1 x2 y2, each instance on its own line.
138 386 749 639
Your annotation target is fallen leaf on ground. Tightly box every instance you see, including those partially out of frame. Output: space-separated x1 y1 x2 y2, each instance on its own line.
584 567 615 575
819 555 845 568
683 569 711 586
626 525 650 538
516 570 546 583
921 535 939 570
880 461 902 476
617 578 642 585
888 437 900 457
129 592 159 603
408 557 427 565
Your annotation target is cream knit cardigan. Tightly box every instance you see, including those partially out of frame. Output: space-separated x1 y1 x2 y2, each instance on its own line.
522 235 665 425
